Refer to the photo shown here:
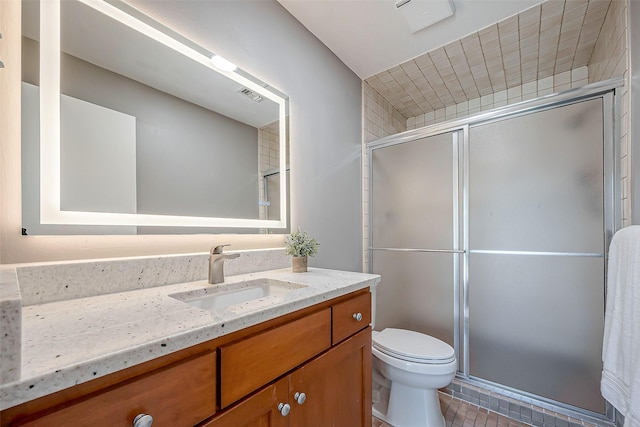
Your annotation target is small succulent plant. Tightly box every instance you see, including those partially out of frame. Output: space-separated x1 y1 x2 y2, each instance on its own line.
285 228 319 258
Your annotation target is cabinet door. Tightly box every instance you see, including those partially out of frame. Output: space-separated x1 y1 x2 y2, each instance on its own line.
288 328 371 427
12 352 216 427
202 378 288 427
332 291 371 345
220 309 331 408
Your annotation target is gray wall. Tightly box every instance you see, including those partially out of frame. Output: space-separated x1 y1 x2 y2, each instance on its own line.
631 0 640 225
128 0 364 271
22 36 260 221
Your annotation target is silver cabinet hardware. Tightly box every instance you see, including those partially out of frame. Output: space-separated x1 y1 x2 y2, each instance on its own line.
293 391 306 405
277 402 290 416
133 414 153 427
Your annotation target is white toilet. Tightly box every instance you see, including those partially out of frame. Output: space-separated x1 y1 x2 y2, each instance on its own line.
371 324 457 427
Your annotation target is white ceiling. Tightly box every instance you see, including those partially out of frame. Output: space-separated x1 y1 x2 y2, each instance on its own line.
277 0 545 79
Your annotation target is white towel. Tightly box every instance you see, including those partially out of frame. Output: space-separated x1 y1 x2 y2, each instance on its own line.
602 226 640 427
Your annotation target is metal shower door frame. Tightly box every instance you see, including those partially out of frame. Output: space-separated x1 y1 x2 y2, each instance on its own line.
368 126 466 362
367 77 622 419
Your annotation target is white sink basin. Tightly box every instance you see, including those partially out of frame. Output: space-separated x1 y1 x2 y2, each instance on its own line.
170 278 306 311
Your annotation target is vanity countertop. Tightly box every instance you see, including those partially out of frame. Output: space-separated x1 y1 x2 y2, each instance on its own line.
0 267 380 411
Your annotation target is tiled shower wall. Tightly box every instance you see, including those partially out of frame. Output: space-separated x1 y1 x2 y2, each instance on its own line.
362 0 633 271
588 0 630 226
361 65 593 272
405 66 589 129
258 119 290 223
258 121 281 172
258 121 280 221
362 82 407 271
587 1 629 418
363 82 407 142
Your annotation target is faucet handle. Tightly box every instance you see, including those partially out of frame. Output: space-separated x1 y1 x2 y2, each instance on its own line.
211 244 231 255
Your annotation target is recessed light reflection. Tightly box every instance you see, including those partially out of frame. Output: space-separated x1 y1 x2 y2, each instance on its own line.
210 54 237 72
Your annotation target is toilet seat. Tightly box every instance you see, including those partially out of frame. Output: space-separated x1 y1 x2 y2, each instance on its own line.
373 328 455 364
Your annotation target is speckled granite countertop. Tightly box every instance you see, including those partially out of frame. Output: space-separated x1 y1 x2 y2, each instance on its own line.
0 265 380 411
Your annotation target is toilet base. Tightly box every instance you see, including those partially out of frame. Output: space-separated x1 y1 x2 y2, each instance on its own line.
372 382 445 427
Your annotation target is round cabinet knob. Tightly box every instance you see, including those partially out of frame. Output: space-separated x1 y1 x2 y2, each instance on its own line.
133 414 153 427
353 312 363 321
294 391 307 405
278 403 291 416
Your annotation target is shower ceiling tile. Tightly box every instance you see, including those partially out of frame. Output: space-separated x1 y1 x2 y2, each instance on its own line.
521 42 539 56
521 23 540 39
415 54 434 68
483 38 502 52
499 15 519 32
430 47 449 63
401 60 420 74
448 54 466 66
564 3 589 21
519 5 542 26
462 34 482 49
584 3 609 23
563 31 582 43
444 40 465 55
541 1 565 20
479 24 499 41
502 41 520 55
365 0 611 120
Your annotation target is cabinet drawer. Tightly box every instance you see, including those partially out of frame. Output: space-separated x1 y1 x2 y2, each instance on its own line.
332 291 371 345
14 351 216 427
219 308 331 408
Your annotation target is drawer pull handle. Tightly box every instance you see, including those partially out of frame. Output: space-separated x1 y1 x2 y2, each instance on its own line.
294 391 307 405
133 414 153 427
353 312 363 321
278 403 291 416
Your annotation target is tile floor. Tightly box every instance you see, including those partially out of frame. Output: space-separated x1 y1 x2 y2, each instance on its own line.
373 392 530 427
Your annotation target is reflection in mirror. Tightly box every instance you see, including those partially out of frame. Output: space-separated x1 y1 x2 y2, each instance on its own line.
21 0 289 235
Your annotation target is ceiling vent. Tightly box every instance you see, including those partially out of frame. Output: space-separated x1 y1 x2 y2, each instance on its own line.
238 87 264 103
395 0 455 34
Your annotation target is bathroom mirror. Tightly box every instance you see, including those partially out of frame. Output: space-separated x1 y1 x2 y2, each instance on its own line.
21 0 289 235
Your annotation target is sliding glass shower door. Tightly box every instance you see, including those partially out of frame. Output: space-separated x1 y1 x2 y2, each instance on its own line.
369 93 614 415
371 131 462 350
468 99 606 413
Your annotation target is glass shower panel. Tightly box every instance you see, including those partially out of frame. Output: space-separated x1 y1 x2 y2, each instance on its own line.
469 99 604 253
371 132 456 249
264 170 290 234
372 251 455 347
266 173 281 220
468 253 605 414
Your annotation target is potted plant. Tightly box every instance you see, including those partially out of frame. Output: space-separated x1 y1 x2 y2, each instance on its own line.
285 228 319 272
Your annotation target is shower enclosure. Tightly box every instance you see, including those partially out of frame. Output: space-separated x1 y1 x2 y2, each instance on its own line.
368 81 620 417
262 168 290 234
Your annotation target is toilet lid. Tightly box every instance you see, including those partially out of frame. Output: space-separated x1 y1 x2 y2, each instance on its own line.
373 328 456 364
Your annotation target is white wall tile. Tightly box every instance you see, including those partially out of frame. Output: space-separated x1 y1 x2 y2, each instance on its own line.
494 90 508 102
538 76 554 90
571 66 589 81
522 81 537 95
481 94 494 106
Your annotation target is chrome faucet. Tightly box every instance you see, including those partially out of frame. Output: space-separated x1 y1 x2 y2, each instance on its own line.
208 245 240 284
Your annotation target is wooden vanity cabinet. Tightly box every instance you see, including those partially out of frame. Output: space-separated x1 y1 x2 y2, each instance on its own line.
202 378 289 427
209 290 372 427
203 328 371 427
219 309 332 408
8 351 217 427
287 328 371 426
1 289 372 427
331 290 372 345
